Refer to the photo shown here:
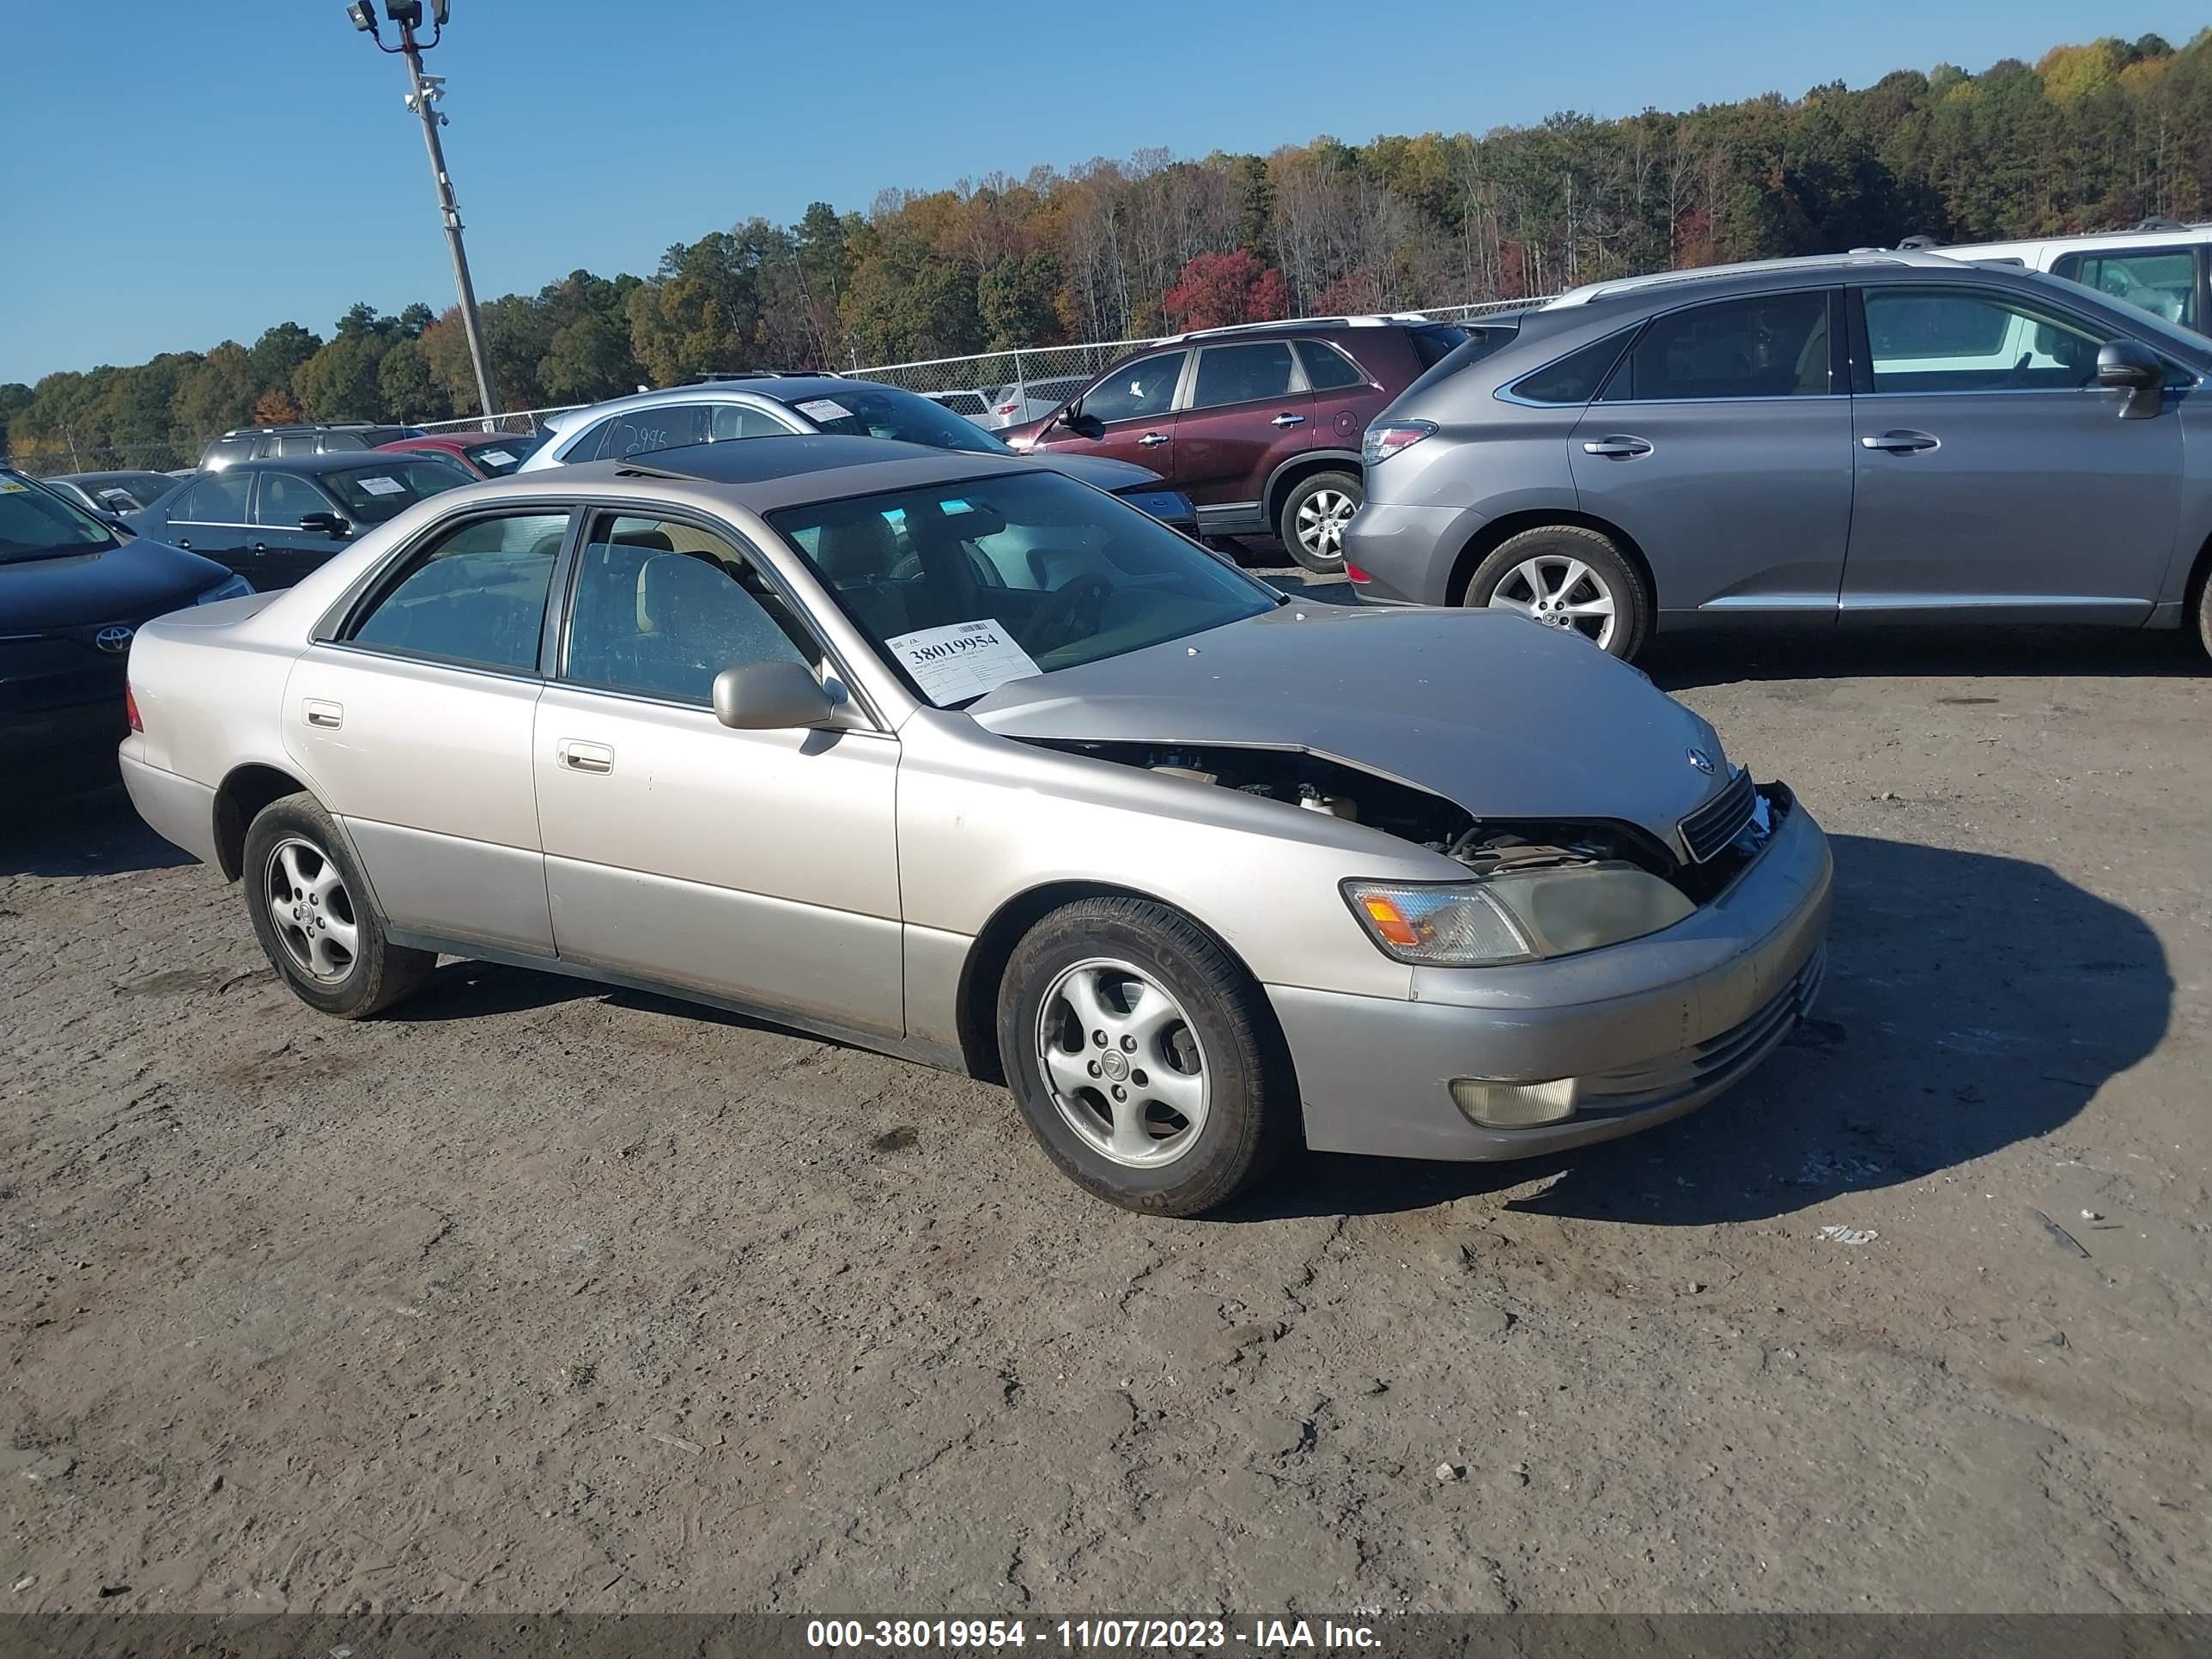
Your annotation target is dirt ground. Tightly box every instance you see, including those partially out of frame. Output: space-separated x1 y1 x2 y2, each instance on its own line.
2 578 2208 1617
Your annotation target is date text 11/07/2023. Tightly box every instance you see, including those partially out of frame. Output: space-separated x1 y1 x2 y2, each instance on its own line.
805 1618 1383 1650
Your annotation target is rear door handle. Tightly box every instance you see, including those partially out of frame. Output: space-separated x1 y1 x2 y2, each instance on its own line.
302 699 343 730
1137 432 1170 447
558 739 614 775
1581 436 1653 459
1271 412 1306 427
1861 429 1939 453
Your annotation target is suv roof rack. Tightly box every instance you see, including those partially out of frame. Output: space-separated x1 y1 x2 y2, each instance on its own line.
1542 250 1962 308
1161 312 1435 343
678 369 839 384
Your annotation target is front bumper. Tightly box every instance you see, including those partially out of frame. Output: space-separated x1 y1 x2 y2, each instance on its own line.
1269 788 1833 1161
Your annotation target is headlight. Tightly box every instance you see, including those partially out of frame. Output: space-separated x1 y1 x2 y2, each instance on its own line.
1343 864 1694 966
194 574 253 605
1362 421 1437 466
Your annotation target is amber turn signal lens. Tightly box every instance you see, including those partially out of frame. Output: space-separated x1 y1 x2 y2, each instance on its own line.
1358 894 1420 948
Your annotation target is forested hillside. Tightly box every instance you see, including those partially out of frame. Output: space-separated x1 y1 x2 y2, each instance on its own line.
5 29 2205 466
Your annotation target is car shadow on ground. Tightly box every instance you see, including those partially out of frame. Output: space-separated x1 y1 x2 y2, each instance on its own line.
1643 623 2203 691
1229 832 2171 1226
0 781 194 879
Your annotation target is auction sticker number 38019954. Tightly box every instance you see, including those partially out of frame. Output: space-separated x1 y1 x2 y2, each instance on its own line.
805 1619 1234 1648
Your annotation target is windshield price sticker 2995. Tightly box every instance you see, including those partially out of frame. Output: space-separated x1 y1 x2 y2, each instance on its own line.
805 1618 1382 1651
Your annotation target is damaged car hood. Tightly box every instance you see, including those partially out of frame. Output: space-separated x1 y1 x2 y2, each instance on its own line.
969 604 1730 850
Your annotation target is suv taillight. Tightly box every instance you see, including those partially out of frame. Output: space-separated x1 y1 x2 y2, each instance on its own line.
1363 421 1437 466
125 682 143 733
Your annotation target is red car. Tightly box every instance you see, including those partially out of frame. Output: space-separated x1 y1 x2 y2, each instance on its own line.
375 431 548 479
1000 316 1471 571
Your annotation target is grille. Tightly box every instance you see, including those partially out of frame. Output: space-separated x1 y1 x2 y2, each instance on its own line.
1680 767 1756 863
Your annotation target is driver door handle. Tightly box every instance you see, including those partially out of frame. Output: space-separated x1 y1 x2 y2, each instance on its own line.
1137 432 1170 447
1581 436 1653 458
1861 429 1940 453
558 739 614 775
1271 412 1306 427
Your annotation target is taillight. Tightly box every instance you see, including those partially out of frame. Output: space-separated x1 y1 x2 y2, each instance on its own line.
995 403 1019 415
125 682 143 733
1345 562 1372 585
1362 421 1437 466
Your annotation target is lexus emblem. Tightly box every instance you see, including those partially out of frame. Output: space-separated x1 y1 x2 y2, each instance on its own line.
1686 747 1715 775
94 625 135 655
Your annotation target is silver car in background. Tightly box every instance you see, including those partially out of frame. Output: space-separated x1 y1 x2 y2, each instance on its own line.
1346 251 2212 660
118 435 1831 1216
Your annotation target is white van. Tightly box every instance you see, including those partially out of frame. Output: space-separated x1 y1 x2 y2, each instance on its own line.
1912 219 2212 336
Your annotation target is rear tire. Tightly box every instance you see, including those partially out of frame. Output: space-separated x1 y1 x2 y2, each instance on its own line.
997 896 1295 1216
1462 523 1650 660
1279 470 1361 574
242 792 434 1020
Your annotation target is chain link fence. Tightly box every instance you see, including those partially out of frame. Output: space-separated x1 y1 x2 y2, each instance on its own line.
842 298 1541 422
3 297 1546 476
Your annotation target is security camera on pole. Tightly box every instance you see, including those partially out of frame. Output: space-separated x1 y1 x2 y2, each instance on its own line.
347 0 502 423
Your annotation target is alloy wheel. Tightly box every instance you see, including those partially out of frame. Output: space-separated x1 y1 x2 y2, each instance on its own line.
264 837 360 983
1486 554 1618 649
1295 488 1356 563
1035 957 1211 1168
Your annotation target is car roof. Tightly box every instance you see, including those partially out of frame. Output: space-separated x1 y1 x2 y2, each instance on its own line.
379 432 515 451
557 434 1035 514
222 451 463 476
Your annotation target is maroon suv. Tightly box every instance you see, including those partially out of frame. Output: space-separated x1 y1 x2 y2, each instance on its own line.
1000 316 1468 571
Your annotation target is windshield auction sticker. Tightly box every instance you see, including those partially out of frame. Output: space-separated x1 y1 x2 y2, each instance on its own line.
353 476 405 496
795 398 854 422
884 618 1040 705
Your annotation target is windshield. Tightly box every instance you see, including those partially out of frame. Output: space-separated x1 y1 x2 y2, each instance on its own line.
462 435 544 476
768 469 1279 706
0 471 118 562
319 457 473 524
787 384 1012 457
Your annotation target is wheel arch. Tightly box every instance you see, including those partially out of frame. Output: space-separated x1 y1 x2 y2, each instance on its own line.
1263 449 1364 530
212 762 314 881
1446 508 1658 612
953 879 1294 1097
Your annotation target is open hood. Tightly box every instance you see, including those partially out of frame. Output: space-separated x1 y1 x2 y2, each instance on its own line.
969 604 1731 853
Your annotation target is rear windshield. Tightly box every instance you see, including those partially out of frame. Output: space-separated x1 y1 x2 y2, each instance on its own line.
787 385 1011 456
320 457 473 524
1408 324 1470 368
0 472 116 562
462 435 544 476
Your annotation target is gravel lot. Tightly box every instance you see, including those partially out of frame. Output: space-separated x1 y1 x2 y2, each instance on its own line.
3 572 2208 1616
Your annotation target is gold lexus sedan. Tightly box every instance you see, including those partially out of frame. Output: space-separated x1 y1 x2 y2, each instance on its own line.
118 434 1831 1215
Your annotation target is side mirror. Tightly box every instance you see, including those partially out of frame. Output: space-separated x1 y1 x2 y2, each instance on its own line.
2097 339 2165 418
712 660 840 730
95 511 136 537
1056 401 1099 435
299 511 351 538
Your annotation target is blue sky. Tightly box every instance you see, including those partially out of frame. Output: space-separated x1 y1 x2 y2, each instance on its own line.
2 0 2199 384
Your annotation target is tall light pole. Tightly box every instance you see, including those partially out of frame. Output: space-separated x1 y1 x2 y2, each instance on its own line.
347 0 501 422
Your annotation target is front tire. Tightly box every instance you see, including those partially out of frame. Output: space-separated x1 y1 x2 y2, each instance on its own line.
242 792 434 1020
1461 523 1650 660
1279 470 1361 574
997 896 1295 1216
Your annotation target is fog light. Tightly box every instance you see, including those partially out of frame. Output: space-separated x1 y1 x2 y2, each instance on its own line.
1449 1076 1579 1128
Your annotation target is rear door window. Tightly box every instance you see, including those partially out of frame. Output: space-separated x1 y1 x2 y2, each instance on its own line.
1621 292 1832 399
173 472 252 523
346 512 570 672
1189 342 1299 410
